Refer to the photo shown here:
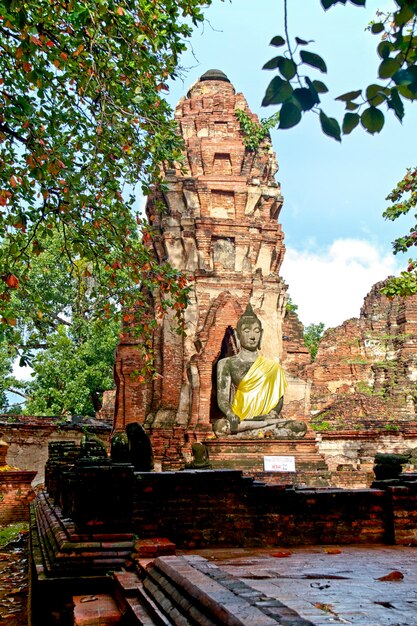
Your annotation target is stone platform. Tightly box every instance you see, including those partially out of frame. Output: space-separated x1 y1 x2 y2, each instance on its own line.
113 554 314 625
203 436 331 487
189 545 417 626
68 547 417 625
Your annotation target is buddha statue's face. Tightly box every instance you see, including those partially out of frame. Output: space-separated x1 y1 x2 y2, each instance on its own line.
237 319 262 352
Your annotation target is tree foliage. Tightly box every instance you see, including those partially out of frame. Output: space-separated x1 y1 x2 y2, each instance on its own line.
381 166 417 297
0 231 122 415
304 322 325 362
23 319 119 417
262 0 417 297
0 0 209 336
262 0 417 141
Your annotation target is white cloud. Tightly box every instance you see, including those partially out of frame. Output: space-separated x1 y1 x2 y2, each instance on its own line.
12 358 33 381
281 239 401 329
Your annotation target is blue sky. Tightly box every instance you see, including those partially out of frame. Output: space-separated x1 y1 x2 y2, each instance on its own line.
164 0 417 327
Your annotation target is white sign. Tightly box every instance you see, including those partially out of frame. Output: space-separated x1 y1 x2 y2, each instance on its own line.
263 455 296 472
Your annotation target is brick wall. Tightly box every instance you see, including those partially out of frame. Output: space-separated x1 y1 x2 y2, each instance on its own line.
387 482 417 545
131 469 390 549
43 441 417 549
0 418 111 485
0 471 37 524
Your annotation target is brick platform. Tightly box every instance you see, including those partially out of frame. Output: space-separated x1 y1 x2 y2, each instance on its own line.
204 436 331 487
30 490 134 579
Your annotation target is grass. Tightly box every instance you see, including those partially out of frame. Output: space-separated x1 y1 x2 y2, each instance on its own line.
0 522 28 548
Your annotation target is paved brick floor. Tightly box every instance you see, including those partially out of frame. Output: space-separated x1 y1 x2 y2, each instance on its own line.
187 545 417 625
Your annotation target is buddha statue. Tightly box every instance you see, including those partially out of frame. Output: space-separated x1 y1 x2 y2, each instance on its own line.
214 304 306 439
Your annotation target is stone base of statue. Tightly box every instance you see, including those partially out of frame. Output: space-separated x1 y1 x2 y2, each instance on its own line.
213 417 307 439
202 432 330 487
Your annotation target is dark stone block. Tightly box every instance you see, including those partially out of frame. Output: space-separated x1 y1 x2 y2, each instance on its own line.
126 422 154 471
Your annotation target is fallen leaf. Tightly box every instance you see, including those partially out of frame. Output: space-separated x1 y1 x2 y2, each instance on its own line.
376 570 404 582
323 547 341 555
271 550 292 558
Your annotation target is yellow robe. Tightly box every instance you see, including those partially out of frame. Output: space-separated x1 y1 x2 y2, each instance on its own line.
231 355 287 421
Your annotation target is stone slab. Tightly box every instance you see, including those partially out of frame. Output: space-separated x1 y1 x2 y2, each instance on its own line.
188 545 417 626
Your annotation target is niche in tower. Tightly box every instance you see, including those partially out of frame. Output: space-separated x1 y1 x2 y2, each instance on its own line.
212 152 232 176
209 325 238 424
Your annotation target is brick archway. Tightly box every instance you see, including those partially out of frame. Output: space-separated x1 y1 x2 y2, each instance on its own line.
193 292 246 428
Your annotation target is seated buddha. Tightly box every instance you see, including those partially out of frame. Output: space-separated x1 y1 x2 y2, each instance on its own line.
214 303 306 438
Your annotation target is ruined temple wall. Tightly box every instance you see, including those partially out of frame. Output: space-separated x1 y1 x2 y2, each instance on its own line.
0 419 110 485
310 281 417 422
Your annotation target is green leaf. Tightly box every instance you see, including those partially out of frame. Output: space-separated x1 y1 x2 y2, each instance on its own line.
319 110 341 141
300 50 327 73
293 87 318 111
279 102 302 129
305 77 321 105
278 58 297 80
270 35 286 47
388 88 405 121
342 112 360 135
350 0 365 5
321 0 338 9
366 84 388 106
295 37 309 45
398 83 417 100
361 107 385 134
262 76 293 106
346 101 360 110
263 56 282 70
312 80 329 94
377 41 392 60
379 58 401 79
335 89 362 102
393 66 417 86
394 5 414 28
371 23 384 34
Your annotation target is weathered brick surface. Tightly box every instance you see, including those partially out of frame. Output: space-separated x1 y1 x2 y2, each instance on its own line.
386 480 417 545
73 594 122 625
0 470 37 524
0 416 110 485
310 280 417 422
131 470 390 549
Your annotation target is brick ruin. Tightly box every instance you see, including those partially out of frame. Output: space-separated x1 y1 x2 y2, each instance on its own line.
110 69 417 482
113 69 310 470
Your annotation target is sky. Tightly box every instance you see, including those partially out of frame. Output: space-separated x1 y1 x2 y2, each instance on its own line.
163 0 417 328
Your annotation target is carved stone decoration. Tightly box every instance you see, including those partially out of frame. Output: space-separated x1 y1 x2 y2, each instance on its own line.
113 70 294 467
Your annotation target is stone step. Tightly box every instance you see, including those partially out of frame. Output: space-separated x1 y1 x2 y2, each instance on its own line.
30 491 134 578
114 572 172 626
114 555 312 626
73 594 122 625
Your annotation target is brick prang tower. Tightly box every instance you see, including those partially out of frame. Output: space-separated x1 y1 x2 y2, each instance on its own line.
113 70 290 468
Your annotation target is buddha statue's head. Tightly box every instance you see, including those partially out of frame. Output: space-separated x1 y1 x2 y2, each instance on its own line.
236 303 263 352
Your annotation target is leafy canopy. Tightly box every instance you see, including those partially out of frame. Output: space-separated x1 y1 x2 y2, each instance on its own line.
261 0 417 298
304 322 325 362
0 0 210 336
23 320 119 417
381 167 417 297
1 231 121 415
262 0 417 141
